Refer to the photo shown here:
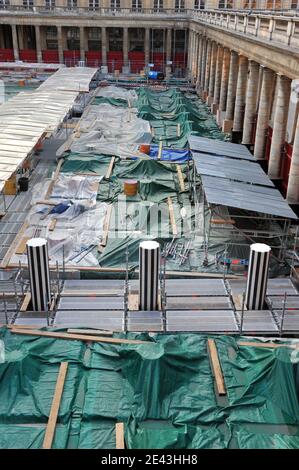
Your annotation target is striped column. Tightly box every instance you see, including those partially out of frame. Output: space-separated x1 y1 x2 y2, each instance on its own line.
27 238 51 312
139 241 160 311
245 243 271 310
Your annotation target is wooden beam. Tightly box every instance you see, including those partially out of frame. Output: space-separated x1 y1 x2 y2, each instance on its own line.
158 140 163 160
238 341 298 350
115 423 125 449
10 328 151 345
15 236 30 255
167 197 178 236
99 204 113 249
44 159 64 200
176 164 185 192
0 221 29 268
177 123 181 137
128 293 139 311
207 339 226 396
42 362 68 449
232 294 247 312
49 218 57 232
211 218 236 225
20 293 31 312
60 291 120 297
67 328 113 336
35 200 58 206
105 157 115 179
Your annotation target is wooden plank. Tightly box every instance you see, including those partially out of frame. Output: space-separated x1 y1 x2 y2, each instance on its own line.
35 200 58 206
0 221 29 268
232 294 247 312
15 236 30 255
8 324 42 329
176 164 185 192
128 293 139 311
207 339 226 396
20 293 31 312
42 362 68 449
49 218 57 232
99 204 113 249
238 341 298 350
167 197 178 236
60 291 120 297
67 328 113 336
158 140 163 160
177 123 181 137
10 328 151 345
115 423 125 449
212 218 236 225
44 159 64 200
105 156 115 179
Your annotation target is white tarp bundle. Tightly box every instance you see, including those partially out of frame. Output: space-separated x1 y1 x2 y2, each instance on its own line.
71 103 151 155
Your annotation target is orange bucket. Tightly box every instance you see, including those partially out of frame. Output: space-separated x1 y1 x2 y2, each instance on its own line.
124 180 138 196
139 144 150 154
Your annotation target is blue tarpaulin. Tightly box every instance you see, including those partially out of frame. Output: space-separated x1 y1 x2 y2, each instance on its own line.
149 146 190 163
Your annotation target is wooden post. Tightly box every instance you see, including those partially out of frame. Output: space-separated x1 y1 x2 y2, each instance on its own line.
42 362 68 449
207 339 226 396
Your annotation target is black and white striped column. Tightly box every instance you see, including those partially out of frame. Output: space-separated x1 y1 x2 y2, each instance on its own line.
139 241 160 311
245 243 271 310
26 238 51 312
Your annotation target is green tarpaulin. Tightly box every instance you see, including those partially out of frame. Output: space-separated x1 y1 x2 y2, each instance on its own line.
0 327 298 449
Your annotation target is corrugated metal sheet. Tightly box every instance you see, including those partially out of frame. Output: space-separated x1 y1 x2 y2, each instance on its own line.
201 175 297 219
193 152 274 187
188 135 254 160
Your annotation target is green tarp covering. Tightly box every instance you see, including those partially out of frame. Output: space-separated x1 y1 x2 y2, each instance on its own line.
136 88 224 148
1 327 298 449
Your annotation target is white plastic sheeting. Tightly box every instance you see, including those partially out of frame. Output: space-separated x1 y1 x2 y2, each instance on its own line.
39 67 97 92
71 103 151 155
95 85 138 103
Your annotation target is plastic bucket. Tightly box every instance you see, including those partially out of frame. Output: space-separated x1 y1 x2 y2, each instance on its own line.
139 144 150 154
18 177 29 192
124 180 138 196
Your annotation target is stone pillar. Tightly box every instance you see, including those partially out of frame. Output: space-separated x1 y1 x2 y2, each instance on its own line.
193 33 199 84
187 30 192 72
223 50 238 133
254 67 275 160
207 42 217 105
145 28 150 65
101 26 107 66
268 75 291 179
233 55 248 133
35 25 43 63
57 26 64 64
199 37 206 89
166 28 172 63
242 61 260 145
203 40 212 98
80 27 85 62
123 27 129 67
195 35 203 91
287 111 299 202
212 45 223 114
11 25 19 62
218 48 230 113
